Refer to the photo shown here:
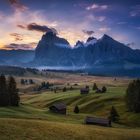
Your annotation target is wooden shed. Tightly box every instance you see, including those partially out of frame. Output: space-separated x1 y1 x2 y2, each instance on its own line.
80 88 89 94
49 103 66 114
85 116 111 127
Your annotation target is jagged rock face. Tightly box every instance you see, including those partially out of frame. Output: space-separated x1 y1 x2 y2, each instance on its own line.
35 32 72 66
75 41 84 48
34 32 140 75
86 37 97 43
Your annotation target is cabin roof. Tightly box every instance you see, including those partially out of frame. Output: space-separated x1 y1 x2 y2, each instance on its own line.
51 103 66 110
85 116 110 124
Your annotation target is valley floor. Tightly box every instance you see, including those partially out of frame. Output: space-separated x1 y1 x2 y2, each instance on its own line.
0 72 140 140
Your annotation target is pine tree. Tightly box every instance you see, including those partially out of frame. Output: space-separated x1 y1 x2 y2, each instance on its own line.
86 85 89 89
63 87 67 92
70 86 73 90
93 83 98 90
8 76 20 106
126 79 140 113
74 105 79 113
0 74 9 106
102 86 107 93
109 106 119 122
21 79 25 85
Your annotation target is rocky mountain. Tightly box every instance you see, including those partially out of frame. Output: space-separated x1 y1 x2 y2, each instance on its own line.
33 32 140 76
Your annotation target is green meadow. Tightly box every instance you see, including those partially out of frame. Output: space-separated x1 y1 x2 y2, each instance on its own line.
0 73 140 140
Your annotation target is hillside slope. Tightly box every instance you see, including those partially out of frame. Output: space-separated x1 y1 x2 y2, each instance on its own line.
0 118 140 140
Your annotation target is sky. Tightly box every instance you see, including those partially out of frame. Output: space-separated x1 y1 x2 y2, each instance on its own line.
0 0 140 50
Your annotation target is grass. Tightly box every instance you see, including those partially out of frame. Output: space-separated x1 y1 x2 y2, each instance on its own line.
0 73 140 139
0 86 138 127
0 118 140 140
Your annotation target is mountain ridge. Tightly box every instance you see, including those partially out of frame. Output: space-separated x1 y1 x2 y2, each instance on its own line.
33 32 140 76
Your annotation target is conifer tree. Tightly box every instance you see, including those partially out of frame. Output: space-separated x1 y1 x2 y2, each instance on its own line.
74 105 79 113
0 74 9 106
109 106 119 122
93 83 98 90
21 79 25 85
63 87 67 92
8 76 20 106
126 79 140 113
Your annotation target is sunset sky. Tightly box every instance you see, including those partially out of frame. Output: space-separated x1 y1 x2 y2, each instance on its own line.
0 0 140 50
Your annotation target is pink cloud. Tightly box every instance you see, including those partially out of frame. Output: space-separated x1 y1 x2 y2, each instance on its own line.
9 0 28 12
99 27 111 32
86 4 108 11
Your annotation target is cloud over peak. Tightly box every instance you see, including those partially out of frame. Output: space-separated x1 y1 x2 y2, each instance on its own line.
82 30 94 36
17 23 58 34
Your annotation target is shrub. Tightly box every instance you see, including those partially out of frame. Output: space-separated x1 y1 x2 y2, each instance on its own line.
74 105 79 113
102 86 107 93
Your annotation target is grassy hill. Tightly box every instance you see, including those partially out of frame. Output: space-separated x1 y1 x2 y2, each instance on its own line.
0 73 140 140
0 118 140 140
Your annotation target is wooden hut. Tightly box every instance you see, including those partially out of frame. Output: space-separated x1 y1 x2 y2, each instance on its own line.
85 116 111 127
49 103 66 114
80 88 89 94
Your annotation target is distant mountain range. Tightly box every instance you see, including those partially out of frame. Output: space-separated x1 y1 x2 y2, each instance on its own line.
0 50 34 66
33 32 140 77
0 32 140 77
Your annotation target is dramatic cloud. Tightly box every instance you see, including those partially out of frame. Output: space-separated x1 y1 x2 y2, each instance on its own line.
9 0 28 12
10 33 23 41
5 42 37 50
86 4 108 11
0 0 139 49
18 23 58 34
82 30 94 36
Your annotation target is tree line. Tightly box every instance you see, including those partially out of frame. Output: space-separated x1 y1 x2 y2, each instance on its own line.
21 79 35 85
0 75 20 107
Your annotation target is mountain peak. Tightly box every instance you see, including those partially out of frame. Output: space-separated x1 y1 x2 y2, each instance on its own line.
86 37 97 43
42 32 56 39
101 34 113 41
75 41 84 47
85 37 97 47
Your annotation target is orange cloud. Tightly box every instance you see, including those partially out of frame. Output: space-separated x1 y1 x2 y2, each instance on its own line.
10 33 23 41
